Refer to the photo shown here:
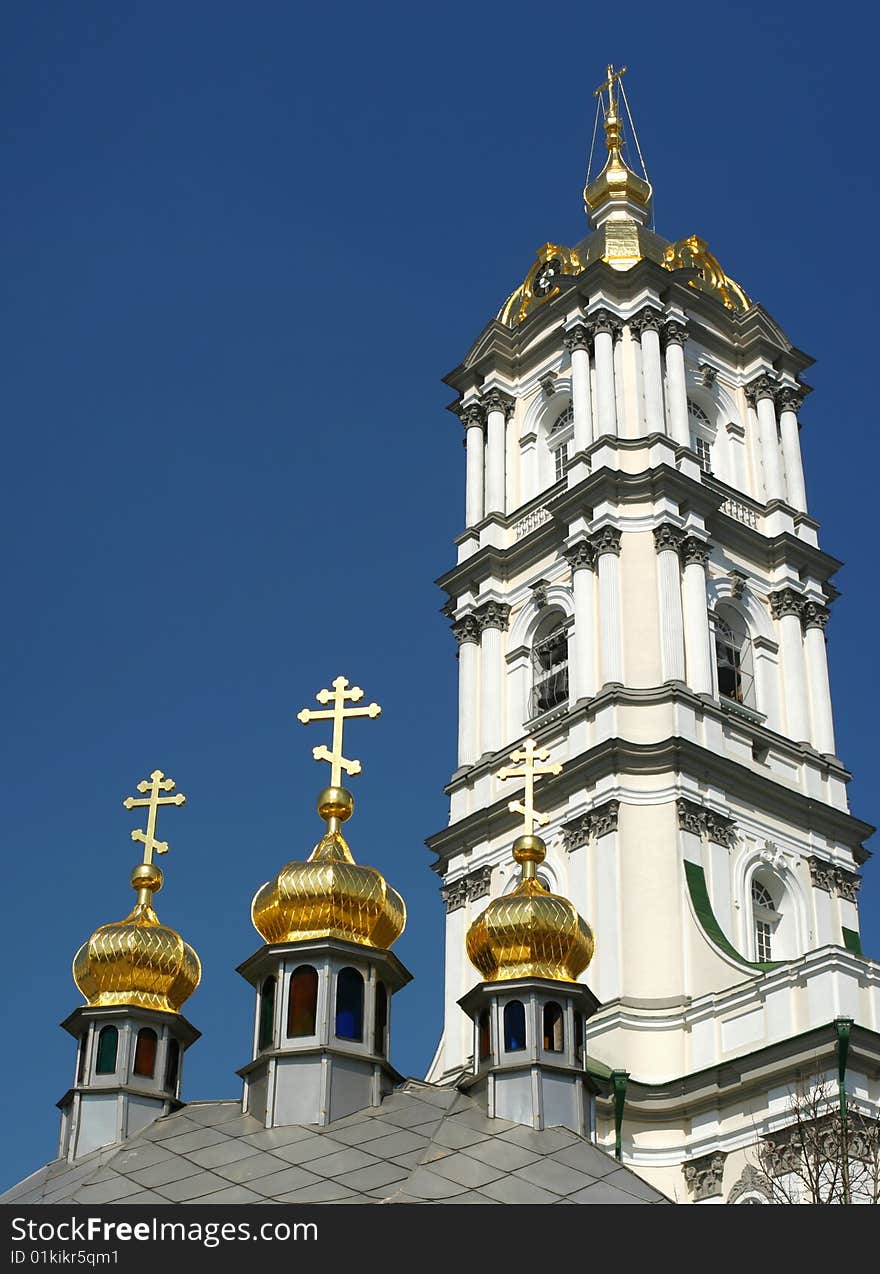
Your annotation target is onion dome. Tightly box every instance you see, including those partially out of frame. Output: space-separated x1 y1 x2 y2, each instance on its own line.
466 834 594 983
583 86 652 223
251 786 406 950
73 861 201 1014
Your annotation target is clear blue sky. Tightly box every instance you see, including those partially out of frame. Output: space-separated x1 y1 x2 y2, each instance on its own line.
2 1 877 1190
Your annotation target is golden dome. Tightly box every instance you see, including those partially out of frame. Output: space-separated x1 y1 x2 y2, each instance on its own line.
466 834 594 983
583 94 652 219
73 862 201 1014
251 786 406 950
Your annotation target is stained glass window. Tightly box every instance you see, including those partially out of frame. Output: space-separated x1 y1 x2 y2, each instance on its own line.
287 965 319 1038
503 1000 526 1052
335 967 364 1042
133 1027 157 1078
95 1025 118 1075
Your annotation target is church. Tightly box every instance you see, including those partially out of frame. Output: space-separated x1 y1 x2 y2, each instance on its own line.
3 66 878 1207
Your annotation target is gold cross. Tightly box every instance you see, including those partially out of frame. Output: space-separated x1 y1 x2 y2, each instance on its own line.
297 675 382 786
500 738 562 836
594 62 627 107
122 769 186 865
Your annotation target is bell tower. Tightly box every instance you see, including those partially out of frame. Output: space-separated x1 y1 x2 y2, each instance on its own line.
427 66 879 1201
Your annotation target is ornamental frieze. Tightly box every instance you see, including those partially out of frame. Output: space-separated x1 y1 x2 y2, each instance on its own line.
562 799 620 852
808 856 861 901
440 864 493 913
677 798 737 848
682 1150 727 1201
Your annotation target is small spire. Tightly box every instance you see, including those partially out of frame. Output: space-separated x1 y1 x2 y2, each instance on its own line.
500 738 561 877
584 63 652 227
123 768 186 866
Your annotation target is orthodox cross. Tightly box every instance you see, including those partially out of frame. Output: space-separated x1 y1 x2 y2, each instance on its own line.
123 769 186 865
297 675 381 786
594 63 627 108
500 738 562 836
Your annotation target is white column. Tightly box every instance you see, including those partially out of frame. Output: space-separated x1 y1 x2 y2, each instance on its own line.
679 536 713 694
462 402 485 528
653 525 686 681
750 377 785 503
634 309 665 436
771 589 811 744
477 602 509 756
565 325 594 453
452 615 480 767
802 603 835 754
483 389 511 518
777 387 808 513
663 322 690 446
594 529 623 685
564 542 596 701
592 312 619 438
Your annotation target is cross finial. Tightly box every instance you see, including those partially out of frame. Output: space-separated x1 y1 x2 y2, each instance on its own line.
297 675 382 787
122 769 186 866
499 738 562 837
594 62 627 109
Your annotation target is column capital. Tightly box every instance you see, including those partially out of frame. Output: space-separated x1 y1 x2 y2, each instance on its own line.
801 600 830 632
678 535 711 567
653 522 685 554
769 587 804 620
482 387 516 418
745 373 777 406
682 1151 727 1202
628 306 664 337
563 540 596 572
775 384 806 414
451 613 481 646
458 400 486 430
474 600 511 633
590 526 622 558
677 798 736 848
563 323 592 355
661 319 688 348
589 308 623 339
562 799 620 851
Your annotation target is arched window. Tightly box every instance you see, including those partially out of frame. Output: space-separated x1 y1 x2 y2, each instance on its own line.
335 967 364 1042
76 1034 88 1084
164 1039 180 1092
258 976 276 1051
714 604 755 708
373 982 388 1056
752 879 779 962
95 1025 118 1076
548 404 574 482
574 1011 585 1062
133 1028 158 1078
688 399 714 474
503 1000 527 1052
287 965 319 1038
478 1009 491 1061
542 1002 564 1052
530 612 569 717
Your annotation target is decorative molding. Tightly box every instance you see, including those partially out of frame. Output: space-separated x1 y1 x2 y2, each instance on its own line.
451 614 480 647
698 364 718 389
727 1164 772 1204
482 388 515 418
775 385 805 414
589 308 623 339
807 855 836 893
653 523 685 554
474 601 511 633
562 541 596 573
744 374 777 406
769 587 804 621
458 400 486 430
679 535 711 568
661 319 687 348
440 878 468 912
677 798 737 848
530 578 550 609
835 867 861 903
628 306 664 337
590 526 622 558
682 1150 727 1201
539 373 557 398
440 864 493 913
729 570 748 599
562 800 620 852
801 601 830 632
563 324 591 355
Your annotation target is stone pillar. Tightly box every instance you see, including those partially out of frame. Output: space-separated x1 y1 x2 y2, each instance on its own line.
592 310 620 438
592 528 623 685
461 401 485 528
802 602 835 754
770 588 811 744
475 601 511 757
679 536 713 694
653 524 686 681
452 614 480 767
747 376 785 503
483 389 513 518
563 325 594 454
776 386 808 513
662 321 690 446
563 541 597 701
631 307 666 436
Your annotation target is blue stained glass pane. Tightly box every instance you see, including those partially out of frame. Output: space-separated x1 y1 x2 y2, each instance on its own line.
335 967 364 1042
503 1000 526 1052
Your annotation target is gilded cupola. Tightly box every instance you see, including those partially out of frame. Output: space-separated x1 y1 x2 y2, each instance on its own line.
73 770 201 1014
583 63 652 224
251 676 406 950
465 741 594 983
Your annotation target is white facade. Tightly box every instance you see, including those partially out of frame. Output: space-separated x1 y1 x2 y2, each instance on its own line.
426 164 880 1201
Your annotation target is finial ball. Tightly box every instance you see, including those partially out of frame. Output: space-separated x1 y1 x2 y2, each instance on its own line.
318 786 354 823
130 862 163 893
512 834 547 866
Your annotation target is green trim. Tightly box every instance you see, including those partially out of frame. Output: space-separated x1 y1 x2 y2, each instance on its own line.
586 1057 614 1082
842 927 863 956
684 861 780 973
611 1071 628 1163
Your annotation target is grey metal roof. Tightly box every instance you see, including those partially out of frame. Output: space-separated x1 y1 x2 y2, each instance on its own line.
1 1081 668 1204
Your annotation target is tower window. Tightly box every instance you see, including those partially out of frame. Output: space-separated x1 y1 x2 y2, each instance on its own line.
258 976 276 1051
373 982 388 1056
693 435 712 473
575 1011 585 1062
752 879 778 962
95 1025 118 1076
335 967 364 1042
530 616 569 717
164 1039 180 1093
549 404 574 484
714 604 755 709
543 1002 564 1052
287 965 319 1039
688 399 714 474
133 1027 158 1078
478 1009 491 1061
503 1000 527 1052
76 1034 88 1084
